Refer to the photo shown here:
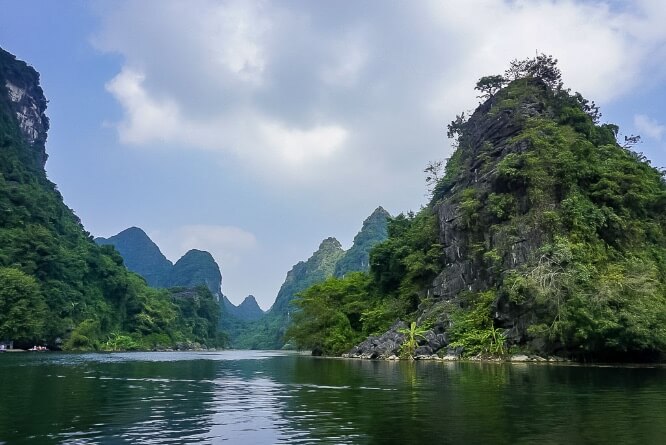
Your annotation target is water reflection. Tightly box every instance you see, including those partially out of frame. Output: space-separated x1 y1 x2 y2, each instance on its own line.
0 352 665 444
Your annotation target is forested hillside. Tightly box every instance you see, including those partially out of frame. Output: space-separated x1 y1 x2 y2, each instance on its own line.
227 207 390 349
287 55 666 361
0 48 222 350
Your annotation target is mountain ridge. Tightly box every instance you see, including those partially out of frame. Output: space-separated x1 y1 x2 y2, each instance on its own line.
95 229 223 298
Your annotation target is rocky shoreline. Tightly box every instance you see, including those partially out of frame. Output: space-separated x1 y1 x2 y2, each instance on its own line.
339 320 570 363
341 351 568 363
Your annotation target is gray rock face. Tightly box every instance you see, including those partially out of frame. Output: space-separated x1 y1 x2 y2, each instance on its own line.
346 320 451 359
346 321 407 359
347 79 561 358
1 48 49 168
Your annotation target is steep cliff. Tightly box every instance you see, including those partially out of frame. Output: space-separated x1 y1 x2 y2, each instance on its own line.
289 56 666 360
0 47 221 349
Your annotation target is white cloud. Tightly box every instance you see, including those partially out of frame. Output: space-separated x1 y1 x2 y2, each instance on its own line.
634 114 665 140
259 121 347 164
88 0 666 306
104 63 347 175
105 67 181 144
95 0 666 201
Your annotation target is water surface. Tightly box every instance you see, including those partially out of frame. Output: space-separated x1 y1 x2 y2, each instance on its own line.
0 351 664 444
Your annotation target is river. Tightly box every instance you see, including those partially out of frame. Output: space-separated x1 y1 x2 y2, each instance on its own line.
0 351 664 444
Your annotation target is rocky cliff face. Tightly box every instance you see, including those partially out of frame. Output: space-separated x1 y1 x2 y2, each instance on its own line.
349 72 666 359
429 84 543 300
0 49 49 169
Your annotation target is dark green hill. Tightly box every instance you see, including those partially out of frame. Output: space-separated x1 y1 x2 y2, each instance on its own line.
96 227 172 288
96 230 223 298
271 237 345 316
0 47 221 350
230 237 344 349
222 295 264 321
227 208 390 349
287 55 666 360
334 206 390 277
168 249 222 297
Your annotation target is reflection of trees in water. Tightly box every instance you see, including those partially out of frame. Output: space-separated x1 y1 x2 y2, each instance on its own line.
1 355 665 444
0 356 218 443
271 358 666 444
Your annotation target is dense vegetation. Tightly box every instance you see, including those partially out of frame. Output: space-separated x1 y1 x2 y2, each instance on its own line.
96 227 173 288
227 207 390 349
0 48 223 350
96 228 223 297
287 55 666 360
222 295 264 321
286 210 444 355
227 237 345 349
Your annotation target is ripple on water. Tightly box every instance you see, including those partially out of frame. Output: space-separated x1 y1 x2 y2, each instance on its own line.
1 352 665 444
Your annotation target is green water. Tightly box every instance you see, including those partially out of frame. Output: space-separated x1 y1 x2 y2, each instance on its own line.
0 351 664 444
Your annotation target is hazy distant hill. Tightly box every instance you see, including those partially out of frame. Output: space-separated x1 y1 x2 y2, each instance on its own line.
230 207 390 349
0 47 220 350
96 227 172 288
96 229 223 298
222 295 264 321
334 206 390 277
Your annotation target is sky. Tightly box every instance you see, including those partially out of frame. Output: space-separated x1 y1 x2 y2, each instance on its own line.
1 0 665 309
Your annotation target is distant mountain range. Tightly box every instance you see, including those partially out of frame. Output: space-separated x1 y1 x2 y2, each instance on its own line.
96 206 389 348
0 47 221 350
231 206 390 349
221 295 264 321
95 227 263 320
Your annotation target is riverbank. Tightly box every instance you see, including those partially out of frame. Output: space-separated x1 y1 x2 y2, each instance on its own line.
341 351 570 363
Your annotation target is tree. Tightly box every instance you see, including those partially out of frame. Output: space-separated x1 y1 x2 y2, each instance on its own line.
475 75 506 100
398 322 429 359
424 160 444 195
447 112 467 139
0 267 47 343
505 53 562 90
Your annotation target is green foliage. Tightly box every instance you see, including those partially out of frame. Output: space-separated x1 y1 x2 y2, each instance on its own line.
398 322 429 359
475 75 507 99
432 146 463 200
64 319 102 351
286 54 666 360
285 273 381 355
448 291 507 357
286 209 443 355
0 48 223 351
370 208 443 302
103 332 139 352
0 267 46 342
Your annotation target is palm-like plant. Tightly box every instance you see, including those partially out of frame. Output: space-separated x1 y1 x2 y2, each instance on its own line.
399 322 429 359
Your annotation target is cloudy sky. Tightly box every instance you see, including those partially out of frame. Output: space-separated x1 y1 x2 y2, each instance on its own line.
1 0 665 309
